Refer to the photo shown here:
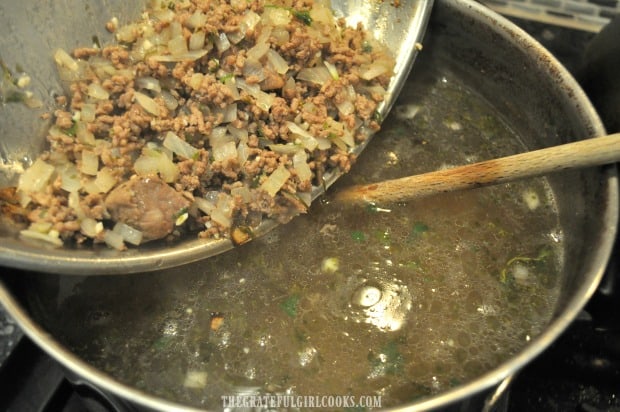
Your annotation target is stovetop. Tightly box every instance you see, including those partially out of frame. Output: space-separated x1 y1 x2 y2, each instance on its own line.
0 12 619 412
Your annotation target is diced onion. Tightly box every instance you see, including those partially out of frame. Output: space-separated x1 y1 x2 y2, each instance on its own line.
261 7 291 26
271 27 290 45
237 142 250 164
242 59 265 82
150 49 208 62
81 218 103 238
58 164 81 193
297 66 332 85
82 178 101 195
246 41 270 62
213 103 237 124
184 371 208 389
68 191 86 220
316 137 332 150
188 73 204 90
310 3 335 25
293 150 312 183
228 125 248 142
76 121 96 145
103 229 126 250
208 127 232 148
169 21 184 39
168 35 189 56
197 192 233 228
81 103 97 122
28 221 53 233
324 60 339 80
163 131 199 159
231 185 252 203
185 10 207 29
213 32 231 52
269 143 301 155
19 229 63 247
115 23 140 43
359 62 389 81
152 8 176 23
161 90 179 111
266 49 289 75
236 79 274 111
94 167 118 193
135 77 162 93
212 141 238 162
286 121 318 151
242 10 261 29
134 91 161 116
134 147 179 183
223 79 240 101
87 83 110 100
194 197 215 215
18 158 55 194
80 151 99 176
113 222 143 245
261 164 291 197
188 31 206 51
53 49 79 72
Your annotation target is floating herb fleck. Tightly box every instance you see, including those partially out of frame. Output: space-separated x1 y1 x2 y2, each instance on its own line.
368 341 404 377
280 294 300 318
499 246 552 284
350 230 366 242
407 222 429 241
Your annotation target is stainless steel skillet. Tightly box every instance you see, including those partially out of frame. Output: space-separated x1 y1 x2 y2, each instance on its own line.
0 0 433 275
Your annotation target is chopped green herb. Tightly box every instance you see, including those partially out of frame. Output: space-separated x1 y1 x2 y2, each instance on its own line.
63 121 78 137
402 260 420 271
362 40 373 53
280 294 300 318
372 110 383 124
407 222 428 241
294 327 308 342
412 222 428 233
499 246 552 283
365 203 379 213
219 73 234 83
368 341 404 377
92 35 102 49
4 91 28 103
293 10 312 25
350 230 366 242
153 335 173 350
374 229 391 245
172 207 188 220
265 5 312 25
207 57 220 73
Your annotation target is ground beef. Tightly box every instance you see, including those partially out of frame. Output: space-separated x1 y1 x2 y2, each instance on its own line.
11 0 394 249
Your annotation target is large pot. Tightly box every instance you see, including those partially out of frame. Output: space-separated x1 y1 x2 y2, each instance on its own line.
0 0 617 410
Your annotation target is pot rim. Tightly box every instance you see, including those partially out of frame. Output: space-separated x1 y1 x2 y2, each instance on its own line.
0 0 617 410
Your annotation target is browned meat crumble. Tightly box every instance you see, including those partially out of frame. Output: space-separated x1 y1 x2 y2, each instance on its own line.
11 0 395 249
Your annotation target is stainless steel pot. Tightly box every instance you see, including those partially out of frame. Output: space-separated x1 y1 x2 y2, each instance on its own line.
0 0 617 410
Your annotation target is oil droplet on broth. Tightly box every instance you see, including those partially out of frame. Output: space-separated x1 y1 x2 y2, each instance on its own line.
347 278 413 332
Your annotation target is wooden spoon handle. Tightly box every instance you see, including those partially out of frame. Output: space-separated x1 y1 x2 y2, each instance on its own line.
335 133 620 204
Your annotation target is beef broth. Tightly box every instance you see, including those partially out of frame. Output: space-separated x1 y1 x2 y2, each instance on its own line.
22 57 562 409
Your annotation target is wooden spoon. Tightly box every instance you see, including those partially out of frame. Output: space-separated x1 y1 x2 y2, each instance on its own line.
335 134 620 204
